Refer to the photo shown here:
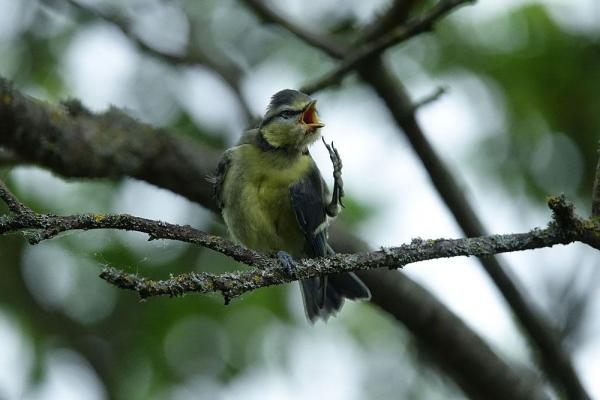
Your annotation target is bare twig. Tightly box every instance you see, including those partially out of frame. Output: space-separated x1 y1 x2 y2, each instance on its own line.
410 86 448 112
99 204 597 299
240 0 348 57
301 0 472 94
241 0 346 57
356 0 421 45
0 181 33 216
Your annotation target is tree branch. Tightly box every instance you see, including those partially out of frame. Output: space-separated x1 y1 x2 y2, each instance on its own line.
410 86 448 112
0 77 220 209
300 0 472 94
240 0 348 57
357 269 547 400
1 179 597 302
355 0 422 45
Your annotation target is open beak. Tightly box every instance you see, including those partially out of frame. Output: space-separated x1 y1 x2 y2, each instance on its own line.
300 100 325 133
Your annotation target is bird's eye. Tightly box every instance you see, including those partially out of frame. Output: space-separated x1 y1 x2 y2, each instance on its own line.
279 110 294 119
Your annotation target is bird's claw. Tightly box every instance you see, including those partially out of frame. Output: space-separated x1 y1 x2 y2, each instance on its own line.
277 251 296 278
322 138 345 217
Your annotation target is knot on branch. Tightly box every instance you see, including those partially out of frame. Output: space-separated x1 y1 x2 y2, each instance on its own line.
548 194 575 222
61 98 93 117
547 195 583 241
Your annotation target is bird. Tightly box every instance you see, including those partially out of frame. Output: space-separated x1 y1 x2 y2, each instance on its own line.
212 89 370 322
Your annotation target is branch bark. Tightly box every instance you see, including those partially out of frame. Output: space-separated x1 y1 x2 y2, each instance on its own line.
0 78 220 209
1 179 598 301
300 0 472 94
357 269 546 400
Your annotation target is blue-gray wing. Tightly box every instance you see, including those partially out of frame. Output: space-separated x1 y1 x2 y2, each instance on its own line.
289 164 328 258
290 160 371 322
209 149 233 212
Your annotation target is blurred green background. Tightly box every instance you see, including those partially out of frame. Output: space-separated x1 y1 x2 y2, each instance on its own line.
0 0 599 399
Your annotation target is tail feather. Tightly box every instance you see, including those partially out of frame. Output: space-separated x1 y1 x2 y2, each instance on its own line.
300 272 371 323
328 273 371 301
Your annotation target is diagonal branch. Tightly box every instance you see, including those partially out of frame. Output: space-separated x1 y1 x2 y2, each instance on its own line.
300 0 472 94
240 0 348 57
0 77 220 209
355 0 422 45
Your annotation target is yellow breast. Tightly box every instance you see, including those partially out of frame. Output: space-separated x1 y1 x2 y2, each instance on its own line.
222 144 312 257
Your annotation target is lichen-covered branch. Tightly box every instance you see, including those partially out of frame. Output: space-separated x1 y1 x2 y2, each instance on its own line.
1 179 597 303
99 207 598 301
0 77 220 210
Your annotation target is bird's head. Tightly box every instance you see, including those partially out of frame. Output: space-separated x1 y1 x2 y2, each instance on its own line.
259 89 325 152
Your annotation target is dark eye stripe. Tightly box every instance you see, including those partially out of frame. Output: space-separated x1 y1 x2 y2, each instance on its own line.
261 109 303 127
278 109 302 118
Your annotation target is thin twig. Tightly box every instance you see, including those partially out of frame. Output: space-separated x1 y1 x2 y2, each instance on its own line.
355 0 421 45
301 0 472 94
410 86 448 112
241 0 348 56
0 181 32 216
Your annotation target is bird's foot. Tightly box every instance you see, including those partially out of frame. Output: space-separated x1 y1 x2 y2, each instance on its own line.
277 251 296 278
322 138 345 217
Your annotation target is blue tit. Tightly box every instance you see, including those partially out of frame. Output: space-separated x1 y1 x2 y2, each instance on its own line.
213 89 370 322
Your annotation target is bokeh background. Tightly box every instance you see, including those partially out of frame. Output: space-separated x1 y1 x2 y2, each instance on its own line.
0 0 599 399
